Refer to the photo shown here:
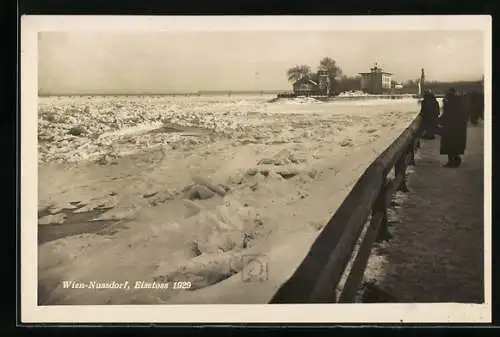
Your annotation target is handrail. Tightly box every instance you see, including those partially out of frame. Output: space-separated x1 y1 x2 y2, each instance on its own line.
269 115 423 303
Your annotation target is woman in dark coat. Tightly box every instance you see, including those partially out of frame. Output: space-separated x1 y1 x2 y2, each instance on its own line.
438 88 469 168
419 90 440 139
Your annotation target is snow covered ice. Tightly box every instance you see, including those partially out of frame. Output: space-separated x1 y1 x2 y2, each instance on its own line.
38 94 420 305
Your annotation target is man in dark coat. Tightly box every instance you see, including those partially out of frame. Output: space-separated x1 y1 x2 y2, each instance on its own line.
469 90 484 125
438 88 469 168
419 90 440 139
469 91 478 125
479 91 484 120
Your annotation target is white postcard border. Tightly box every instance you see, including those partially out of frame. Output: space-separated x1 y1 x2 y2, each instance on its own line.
21 15 492 323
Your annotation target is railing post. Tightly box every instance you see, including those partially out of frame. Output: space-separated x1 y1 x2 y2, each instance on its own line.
374 177 391 243
395 154 409 193
408 140 416 166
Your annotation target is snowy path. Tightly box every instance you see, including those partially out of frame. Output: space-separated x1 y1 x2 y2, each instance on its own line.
365 122 484 303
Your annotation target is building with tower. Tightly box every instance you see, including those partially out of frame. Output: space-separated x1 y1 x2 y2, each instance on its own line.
359 63 393 94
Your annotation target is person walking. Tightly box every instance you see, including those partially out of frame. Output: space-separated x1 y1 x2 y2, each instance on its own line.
438 88 469 168
419 90 440 139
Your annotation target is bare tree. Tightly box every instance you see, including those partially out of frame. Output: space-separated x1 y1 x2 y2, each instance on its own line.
287 65 312 82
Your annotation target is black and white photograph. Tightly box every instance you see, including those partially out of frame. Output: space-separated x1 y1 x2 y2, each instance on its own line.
21 15 491 323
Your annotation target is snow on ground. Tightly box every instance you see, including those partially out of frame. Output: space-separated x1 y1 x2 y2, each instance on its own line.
363 124 484 303
37 95 420 305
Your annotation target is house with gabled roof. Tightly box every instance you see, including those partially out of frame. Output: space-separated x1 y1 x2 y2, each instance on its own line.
292 77 319 96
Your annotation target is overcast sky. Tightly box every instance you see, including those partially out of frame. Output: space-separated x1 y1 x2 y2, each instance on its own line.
38 30 484 94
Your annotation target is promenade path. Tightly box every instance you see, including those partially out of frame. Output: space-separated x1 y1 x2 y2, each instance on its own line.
364 122 485 303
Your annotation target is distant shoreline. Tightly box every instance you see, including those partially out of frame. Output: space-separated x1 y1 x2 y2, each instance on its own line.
38 91 287 97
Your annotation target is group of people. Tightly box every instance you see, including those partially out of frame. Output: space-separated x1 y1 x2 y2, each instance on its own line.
419 88 484 168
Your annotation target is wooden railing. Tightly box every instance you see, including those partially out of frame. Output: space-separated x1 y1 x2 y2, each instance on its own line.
269 115 423 303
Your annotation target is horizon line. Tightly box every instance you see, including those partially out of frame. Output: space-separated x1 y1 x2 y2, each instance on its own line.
38 78 484 97
37 76 484 96
37 89 289 97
